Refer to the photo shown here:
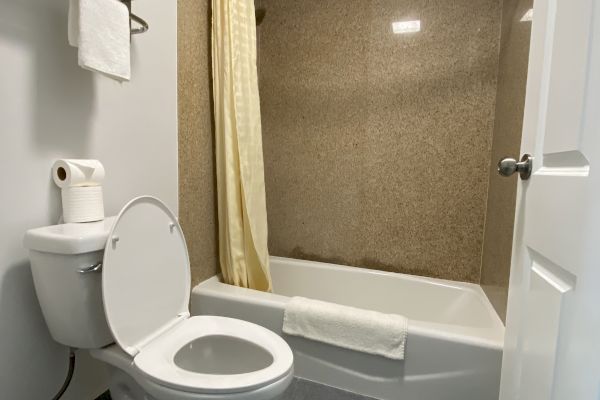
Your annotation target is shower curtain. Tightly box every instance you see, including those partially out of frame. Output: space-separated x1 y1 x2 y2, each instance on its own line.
211 0 272 291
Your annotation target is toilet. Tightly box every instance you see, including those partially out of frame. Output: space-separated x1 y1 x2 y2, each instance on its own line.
24 196 294 400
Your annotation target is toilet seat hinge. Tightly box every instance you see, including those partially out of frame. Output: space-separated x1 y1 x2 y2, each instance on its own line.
177 312 190 319
131 312 190 355
127 346 140 357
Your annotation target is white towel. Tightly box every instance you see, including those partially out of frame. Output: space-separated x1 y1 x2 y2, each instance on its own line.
68 0 131 81
283 297 408 360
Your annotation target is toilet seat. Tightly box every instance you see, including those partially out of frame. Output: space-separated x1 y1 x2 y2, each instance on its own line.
134 316 293 394
100 196 293 398
102 196 191 357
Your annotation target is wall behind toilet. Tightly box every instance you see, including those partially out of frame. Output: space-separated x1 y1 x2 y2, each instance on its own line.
0 0 177 398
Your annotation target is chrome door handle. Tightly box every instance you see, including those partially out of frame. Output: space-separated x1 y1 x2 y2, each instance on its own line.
498 154 533 180
78 262 103 274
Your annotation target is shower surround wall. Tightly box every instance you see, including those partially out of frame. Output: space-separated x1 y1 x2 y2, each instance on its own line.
178 0 219 285
257 0 502 282
481 0 532 321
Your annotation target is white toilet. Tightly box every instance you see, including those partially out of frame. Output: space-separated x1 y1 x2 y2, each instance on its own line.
24 196 294 400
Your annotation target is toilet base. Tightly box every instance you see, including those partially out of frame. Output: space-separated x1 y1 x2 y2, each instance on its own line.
90 347 293 400
105 364 156 400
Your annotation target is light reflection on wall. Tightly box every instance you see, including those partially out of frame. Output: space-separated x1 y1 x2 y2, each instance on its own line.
392 20 421 34
520 8 533 22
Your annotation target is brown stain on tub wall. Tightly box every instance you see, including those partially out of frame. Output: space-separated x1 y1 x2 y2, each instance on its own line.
178 0 219 286
289 247 350 269
290 248 481 283
258 0 503 284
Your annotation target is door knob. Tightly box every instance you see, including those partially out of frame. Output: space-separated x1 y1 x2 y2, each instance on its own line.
498 154 533 180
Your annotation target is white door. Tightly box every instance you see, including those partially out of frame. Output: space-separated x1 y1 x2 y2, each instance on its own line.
500 0 600 399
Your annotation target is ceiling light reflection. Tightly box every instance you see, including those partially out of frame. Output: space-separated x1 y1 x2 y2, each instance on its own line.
392 20 421 34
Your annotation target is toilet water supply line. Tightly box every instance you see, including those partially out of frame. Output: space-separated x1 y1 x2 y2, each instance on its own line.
52 349 76 400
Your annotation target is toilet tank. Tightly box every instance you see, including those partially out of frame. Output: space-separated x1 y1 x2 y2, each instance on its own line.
24 217 116 349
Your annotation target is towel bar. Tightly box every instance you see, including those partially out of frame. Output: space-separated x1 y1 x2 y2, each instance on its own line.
130 13 149 34
120 0 149 35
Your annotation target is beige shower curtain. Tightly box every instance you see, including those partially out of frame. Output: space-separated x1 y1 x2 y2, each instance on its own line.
211 0 272 291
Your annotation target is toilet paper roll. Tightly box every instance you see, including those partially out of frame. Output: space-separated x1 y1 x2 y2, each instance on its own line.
61 186 105 223
52 159 105 188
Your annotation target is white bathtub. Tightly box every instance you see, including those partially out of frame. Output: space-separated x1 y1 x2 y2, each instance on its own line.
191 257 504 400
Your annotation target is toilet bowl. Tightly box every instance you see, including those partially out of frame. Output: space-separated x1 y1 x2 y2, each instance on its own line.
91 317 293 400
24 196 294 400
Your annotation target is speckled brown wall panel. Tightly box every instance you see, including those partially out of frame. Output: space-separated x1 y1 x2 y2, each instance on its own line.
481 0 532 321
178 0 219 286
258 0 501 282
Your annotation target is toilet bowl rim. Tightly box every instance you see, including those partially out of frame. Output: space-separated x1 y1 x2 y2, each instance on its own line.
90 345 294 400
133 316 294 394
141 366 295 400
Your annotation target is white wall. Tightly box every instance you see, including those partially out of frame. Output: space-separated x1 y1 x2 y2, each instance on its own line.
0 0 177 398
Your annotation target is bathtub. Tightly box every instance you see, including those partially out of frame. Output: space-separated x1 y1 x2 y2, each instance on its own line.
191 257 504 400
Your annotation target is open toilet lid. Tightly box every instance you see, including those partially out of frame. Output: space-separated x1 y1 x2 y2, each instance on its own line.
102 196 191 356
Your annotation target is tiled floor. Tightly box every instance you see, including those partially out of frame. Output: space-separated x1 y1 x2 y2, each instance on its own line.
95 391 111 400
95 378 377 400
281 378 378 400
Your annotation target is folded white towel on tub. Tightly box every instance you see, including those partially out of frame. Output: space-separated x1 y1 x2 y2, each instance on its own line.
283 297 408 360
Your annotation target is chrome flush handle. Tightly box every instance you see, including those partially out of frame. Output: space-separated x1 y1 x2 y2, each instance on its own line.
78 262 103 274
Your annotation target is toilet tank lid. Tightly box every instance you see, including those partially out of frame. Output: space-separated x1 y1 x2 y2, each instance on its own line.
24 217 117 255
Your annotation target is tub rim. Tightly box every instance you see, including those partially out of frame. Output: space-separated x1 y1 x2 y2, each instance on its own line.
193 259 505 351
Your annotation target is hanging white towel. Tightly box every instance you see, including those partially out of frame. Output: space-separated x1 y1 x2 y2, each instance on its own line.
283 297 408 360
68 0 131 81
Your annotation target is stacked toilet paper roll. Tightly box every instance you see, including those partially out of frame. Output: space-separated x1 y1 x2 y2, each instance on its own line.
52 159 105 223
